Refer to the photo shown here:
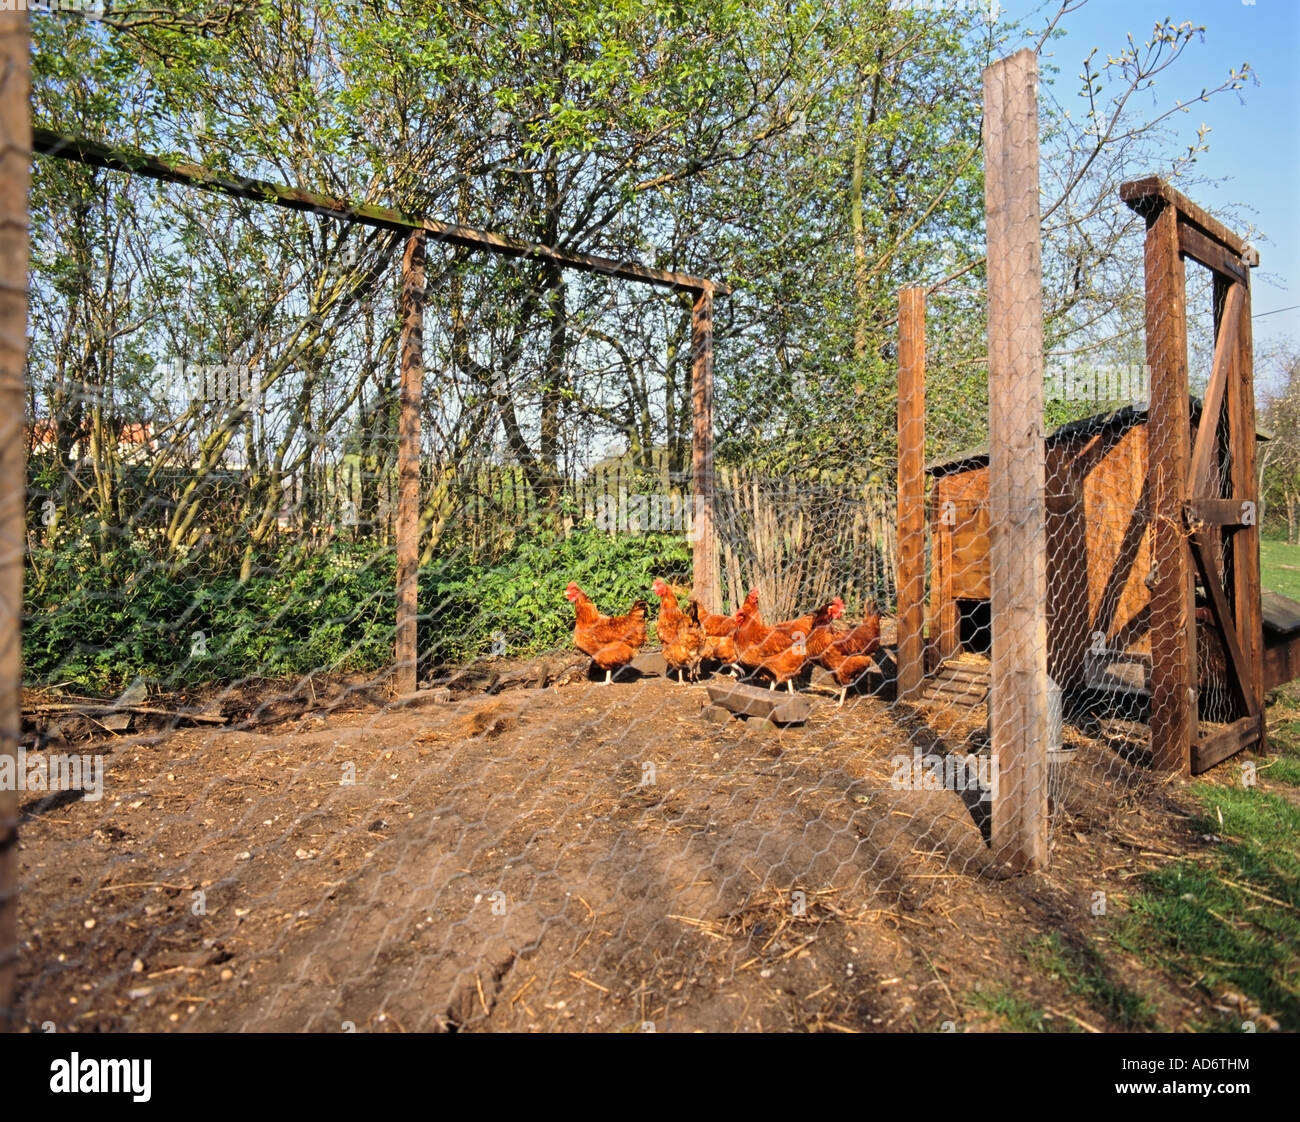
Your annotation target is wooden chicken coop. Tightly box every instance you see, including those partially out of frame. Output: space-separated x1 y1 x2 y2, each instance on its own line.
925 400 1278 692
896 178 1298 776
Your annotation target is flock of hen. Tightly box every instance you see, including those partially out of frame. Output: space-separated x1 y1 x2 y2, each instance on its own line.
563 580 882 705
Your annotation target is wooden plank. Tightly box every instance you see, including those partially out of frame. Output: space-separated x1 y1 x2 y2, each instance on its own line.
0 7 29 1034
1228 265 1265 748
1046 438 1092 688
928 681 990 702
949 503 991 599
930 674 990 692
1178 221 1248 284
1192 715 1262 775
1184 498 1251 527
1263 634 1300 691
983 49 1050 871
690 285 719 610
897 287 927 699
705 681 811 724
23 701 226 725
1189 530 1254 715
938 667 991 684
1142 201 1196 774
1121 177 1250 259
394 232 426 696
31 129 729 296
1187 281 1242 494
930 470 990 628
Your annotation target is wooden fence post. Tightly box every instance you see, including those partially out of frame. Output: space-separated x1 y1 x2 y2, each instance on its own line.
691 284 719 609
1228 272 1265 751
394 231 426 695
897 287 927 698
0 6 30 1032
1144 204 1195 773
984 48 1049 871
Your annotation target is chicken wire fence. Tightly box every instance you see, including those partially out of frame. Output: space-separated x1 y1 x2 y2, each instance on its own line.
12 374 1262 1032
14 288 1259 1026
12 161 948 1030
13 414 1234 1034
6 49 1266 1035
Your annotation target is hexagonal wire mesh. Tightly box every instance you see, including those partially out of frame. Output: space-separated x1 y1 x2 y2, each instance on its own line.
4 45 1267 1036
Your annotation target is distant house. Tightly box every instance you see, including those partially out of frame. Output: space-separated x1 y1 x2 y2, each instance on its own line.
28 418 158 466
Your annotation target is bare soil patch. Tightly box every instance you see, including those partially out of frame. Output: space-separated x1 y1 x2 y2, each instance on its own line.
14 660 1232 1032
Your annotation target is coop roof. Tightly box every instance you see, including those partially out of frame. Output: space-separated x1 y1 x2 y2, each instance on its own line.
925 399 1268 477
1262 591 1300 638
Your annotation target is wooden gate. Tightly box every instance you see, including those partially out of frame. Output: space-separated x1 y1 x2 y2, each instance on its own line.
1122 178 1263 774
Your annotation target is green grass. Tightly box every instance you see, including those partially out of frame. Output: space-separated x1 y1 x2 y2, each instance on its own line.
972 705 1300 1033
1109 708 1300 1031
1259 539 1300 600
967 987 1057 1032
1026 933 1156 1029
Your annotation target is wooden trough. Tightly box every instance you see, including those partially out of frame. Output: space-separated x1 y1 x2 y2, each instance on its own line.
704 680 811 725
1261 590 1300 692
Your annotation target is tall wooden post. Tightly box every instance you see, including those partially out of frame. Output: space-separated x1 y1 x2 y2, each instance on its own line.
0 7 30 1033
394 231 426 696
983 49 1049 871
691 283 719 610
1144 204 1195 773
897 287 927 698
1228 272 1265 749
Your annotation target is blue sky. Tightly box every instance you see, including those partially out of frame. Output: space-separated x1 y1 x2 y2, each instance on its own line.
998 0 1299 388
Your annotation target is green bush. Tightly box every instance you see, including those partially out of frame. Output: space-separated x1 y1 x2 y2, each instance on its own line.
22 527 692 692
423 526 691 663
23 541 397 692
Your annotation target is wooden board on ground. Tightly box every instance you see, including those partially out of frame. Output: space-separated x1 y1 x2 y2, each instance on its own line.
922 656 991 706
392 688 453 708
705 681 810 725
1193 715 1263 774
630 651 667 677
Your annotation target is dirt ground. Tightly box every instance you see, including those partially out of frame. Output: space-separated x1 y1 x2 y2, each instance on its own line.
12 657 1248 1033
